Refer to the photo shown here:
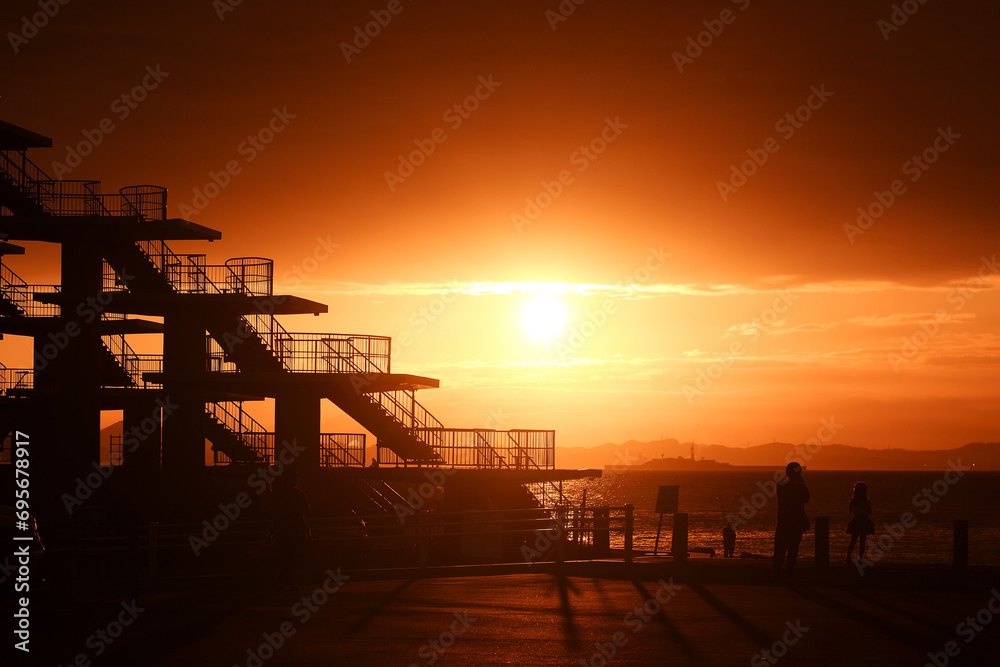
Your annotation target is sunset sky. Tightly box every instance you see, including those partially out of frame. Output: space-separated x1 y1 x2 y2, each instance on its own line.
2 0 998 450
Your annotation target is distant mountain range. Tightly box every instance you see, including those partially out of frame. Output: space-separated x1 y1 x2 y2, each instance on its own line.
95 422 1000 471
557 439 1000 471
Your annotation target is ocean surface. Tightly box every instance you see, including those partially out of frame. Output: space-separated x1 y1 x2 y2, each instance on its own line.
560 470 1000 566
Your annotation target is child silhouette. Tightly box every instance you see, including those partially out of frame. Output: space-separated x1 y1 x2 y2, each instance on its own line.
846 481 875 563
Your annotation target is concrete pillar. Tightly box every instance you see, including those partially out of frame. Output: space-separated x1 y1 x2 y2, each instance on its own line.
814 516 830 567
32 241 103 521
161 312 206 476
274 391 320 477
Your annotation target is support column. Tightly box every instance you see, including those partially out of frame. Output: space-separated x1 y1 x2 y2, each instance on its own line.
123 398 162 474
161 312 206 476
33 241 103 522
274 392 321 479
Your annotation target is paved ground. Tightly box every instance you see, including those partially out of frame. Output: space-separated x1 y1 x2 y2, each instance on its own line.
15 559 1000 666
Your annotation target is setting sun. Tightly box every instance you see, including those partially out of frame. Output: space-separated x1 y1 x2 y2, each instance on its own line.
521 296 567 340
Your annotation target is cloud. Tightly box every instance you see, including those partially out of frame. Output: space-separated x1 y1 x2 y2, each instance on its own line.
278 271 1000 300
848 313 976 327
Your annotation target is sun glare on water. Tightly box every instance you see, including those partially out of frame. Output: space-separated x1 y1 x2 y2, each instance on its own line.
521 296 567 340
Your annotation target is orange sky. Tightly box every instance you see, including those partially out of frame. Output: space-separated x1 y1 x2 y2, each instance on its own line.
2 0 998 450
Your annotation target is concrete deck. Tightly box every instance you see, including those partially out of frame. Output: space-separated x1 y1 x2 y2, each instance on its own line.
14 559 1000 666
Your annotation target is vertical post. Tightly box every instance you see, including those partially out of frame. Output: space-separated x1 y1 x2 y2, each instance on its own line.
954 520 968 573
653 513 664 556
593 507 610 558
624 504 634 564
555 507 566 564
147 521 158 578
128 522 138 602
815 516 830 568
418 513 429 569
672 513 688 562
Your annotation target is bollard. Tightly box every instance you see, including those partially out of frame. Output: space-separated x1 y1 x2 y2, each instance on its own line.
555 507 567 564
593 507 611 558
815 516 830 568
954 520 968 573
624 504 634 564
672 513 688 563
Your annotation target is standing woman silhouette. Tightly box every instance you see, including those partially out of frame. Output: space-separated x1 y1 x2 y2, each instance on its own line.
846 481 875 563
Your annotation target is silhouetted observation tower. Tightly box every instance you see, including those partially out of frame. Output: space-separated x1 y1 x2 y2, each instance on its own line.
0 119 593 524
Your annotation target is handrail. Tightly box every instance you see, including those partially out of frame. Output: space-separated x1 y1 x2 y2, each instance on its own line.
0 366 33 392
206 401 272 462
165 255 273 297
0 149 54 194
0 150 168 219
0 264 60 317
320 433 366 467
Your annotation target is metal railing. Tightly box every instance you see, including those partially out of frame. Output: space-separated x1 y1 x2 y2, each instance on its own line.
206 402 272 463
0 366 33 393
165 255 274 297
29 180 167 220
0 149 52 193
0 152 165 219
41 507 638 580
376 429 556 470
1 263 60 317
100 330 162 389
273 332 391 374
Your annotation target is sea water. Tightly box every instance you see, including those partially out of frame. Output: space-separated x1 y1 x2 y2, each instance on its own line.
560 470 1000 565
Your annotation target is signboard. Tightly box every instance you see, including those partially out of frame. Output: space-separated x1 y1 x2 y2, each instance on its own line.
655 485 679 514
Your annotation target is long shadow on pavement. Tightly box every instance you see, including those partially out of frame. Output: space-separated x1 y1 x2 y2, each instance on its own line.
630 579 706 664
345 579 416 634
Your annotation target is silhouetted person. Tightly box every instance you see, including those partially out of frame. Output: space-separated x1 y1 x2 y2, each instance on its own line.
369 457 379 468
845 481 875 564
268 469 311 587
722 521 736 558
772 461 809 580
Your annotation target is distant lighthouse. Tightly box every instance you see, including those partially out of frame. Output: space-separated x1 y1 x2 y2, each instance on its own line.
690 444 695 461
